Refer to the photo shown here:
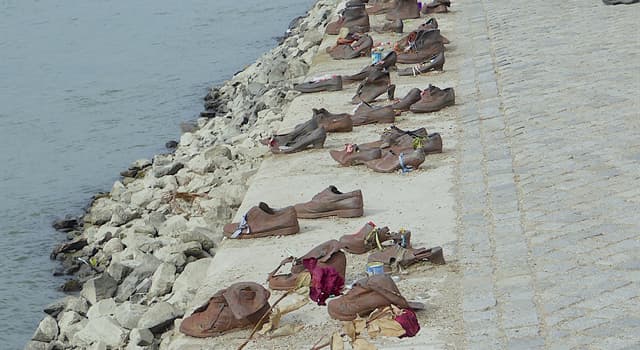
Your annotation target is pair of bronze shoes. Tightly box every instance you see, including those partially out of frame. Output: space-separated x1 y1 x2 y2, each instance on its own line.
330 126 443 173
327 33 373 60
223 186 364 239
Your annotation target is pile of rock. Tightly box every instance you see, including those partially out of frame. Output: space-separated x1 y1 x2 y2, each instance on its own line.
28 2 334 349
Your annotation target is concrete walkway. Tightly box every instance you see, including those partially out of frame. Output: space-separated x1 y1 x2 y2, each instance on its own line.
166 0 640 349
167 1 464 349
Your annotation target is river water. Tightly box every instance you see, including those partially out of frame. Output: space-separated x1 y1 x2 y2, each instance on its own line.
0 0 314 347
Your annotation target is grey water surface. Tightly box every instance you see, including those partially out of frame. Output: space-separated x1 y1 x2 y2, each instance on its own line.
0 0 314 347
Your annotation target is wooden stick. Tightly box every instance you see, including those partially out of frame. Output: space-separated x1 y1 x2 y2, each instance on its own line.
237 290 293 350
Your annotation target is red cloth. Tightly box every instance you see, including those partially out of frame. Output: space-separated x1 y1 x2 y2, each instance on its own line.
394 308 420 337
302 258 344 305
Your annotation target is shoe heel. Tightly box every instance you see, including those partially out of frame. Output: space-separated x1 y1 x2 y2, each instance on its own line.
428 247 446 265
387 84 396 100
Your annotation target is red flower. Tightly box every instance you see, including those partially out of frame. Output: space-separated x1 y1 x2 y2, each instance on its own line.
394 308 420 337
302 258 344 305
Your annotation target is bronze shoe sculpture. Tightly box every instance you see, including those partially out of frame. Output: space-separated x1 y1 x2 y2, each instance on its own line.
373 19 403 34
270 126 327 154
260 117 319 147
409 85 455 113
294 185 364 218
180 282 271 337
330 144 382 166
312 108 353 132
368 245 445 272
329 34 373 60
268 239 347 291
351 103 396 126
421 0 450 14
385 0 420 20
366 0 396 14
419 132 443 154
352 70 395 104
397 51 445 76
342 51 397 84
395 28 449 52
390 88 422 111
326 1 371 35
417 17 438 31
327 274 424 321
294 75 343 93
358 125 428 149
339 222 397 254
365 148 426 173
223 202 299 239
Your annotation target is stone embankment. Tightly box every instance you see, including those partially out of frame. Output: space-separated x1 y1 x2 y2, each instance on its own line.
27 1 334 349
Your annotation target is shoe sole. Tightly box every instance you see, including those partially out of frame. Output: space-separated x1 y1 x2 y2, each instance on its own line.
223 225 299 239
297 208 364 219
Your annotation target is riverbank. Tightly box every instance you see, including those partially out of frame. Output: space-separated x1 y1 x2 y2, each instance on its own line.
26 1 333 349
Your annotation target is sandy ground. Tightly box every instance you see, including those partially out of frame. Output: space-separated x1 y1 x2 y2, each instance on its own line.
165 2 465 349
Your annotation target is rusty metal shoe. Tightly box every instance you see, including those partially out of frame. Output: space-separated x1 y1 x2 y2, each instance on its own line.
365 148 426 173
342 51 397 84
223 202 300 239
397 51 445 76
373 19 403 34
351 103 396 126
270 127 327 154
421 0 450 14
312 108 353 133
385 0 420 20
327 274 424 321
351 70 395 104
330 144 383 166
339 222 393 254
294 76 343 93
295 185 364 218
409 86 455 113
268 239 347 290
326 3 371 35
390 88 422 111
368 245 445 273
397 41 445 64
180 282 271 337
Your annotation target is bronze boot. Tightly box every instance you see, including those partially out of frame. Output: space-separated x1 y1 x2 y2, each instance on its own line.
385 0 420 20
373 19 403 34
260 117 319 146
326 2 371 35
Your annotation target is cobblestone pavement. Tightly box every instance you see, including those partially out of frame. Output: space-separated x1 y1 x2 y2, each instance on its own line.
453 0 640 349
